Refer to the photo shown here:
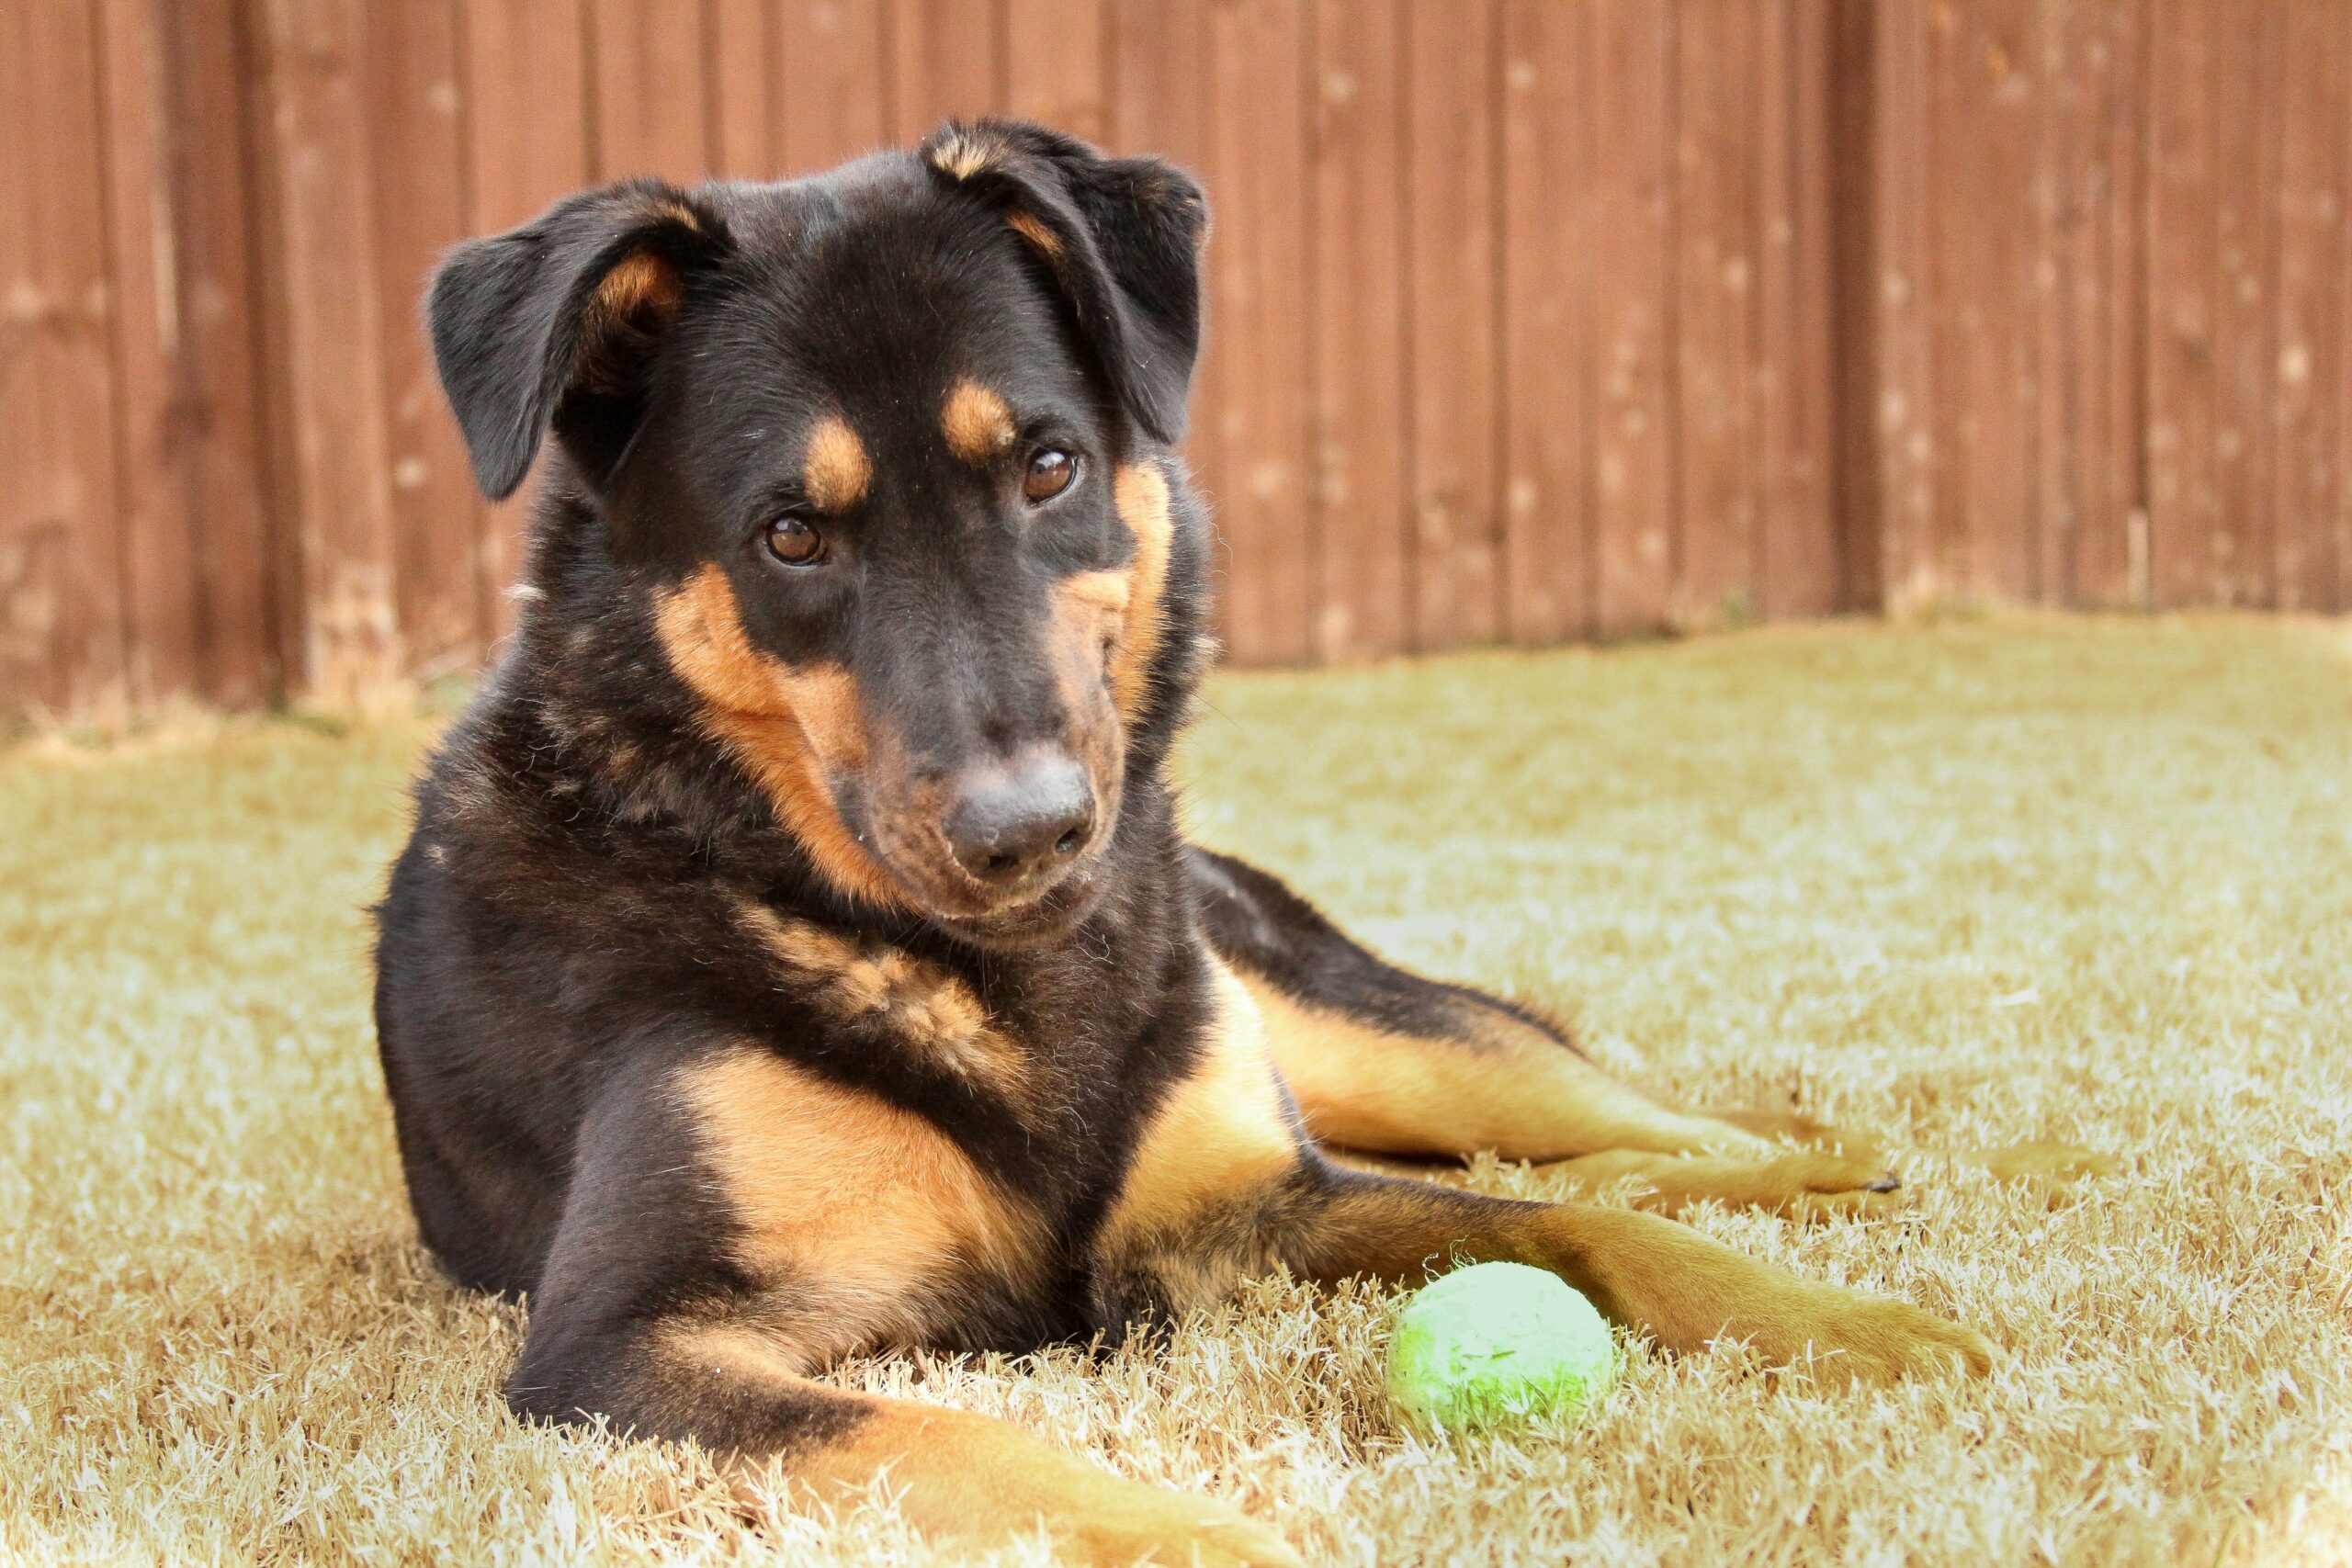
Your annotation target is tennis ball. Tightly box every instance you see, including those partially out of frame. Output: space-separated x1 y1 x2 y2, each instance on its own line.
1385 1262 1621 1432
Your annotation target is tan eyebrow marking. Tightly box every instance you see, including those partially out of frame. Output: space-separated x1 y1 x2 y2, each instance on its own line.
941 380 1017 467
802 416 871 511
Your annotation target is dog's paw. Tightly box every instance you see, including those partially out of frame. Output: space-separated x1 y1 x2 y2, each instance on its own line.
1741 1283 1995 1389
1705 1106 1892 1166
1550 1148 1906 1222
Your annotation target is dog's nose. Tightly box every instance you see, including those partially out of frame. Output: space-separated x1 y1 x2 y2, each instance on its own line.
941 750 1097 886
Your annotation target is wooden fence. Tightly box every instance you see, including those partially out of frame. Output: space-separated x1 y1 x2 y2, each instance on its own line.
5 1 2348 716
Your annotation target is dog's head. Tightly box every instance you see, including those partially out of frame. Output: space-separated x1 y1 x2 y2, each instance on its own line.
428 120 1208 943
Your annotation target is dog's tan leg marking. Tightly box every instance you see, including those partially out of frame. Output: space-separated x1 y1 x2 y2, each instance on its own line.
681 1046 1042 1362
672 1328 1302 1567
1277 1179 1991 1389
654 565 907 911
1237 966 1770 1162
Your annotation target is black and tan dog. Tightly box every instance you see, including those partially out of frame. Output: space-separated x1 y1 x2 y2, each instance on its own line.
378 120 2082 1565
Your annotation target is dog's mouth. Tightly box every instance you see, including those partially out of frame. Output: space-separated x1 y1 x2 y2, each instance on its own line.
842 774 1121 945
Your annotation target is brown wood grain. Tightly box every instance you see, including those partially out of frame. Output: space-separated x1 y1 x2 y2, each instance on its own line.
1308 0 1409 660
890 0 1006 143
778 0 890 174
1006 0 1108 144
1499 0 1594 646
1673 0 1759 629
591 0 715 182
1 0 130 715
711 0 779 176
1585 1 1676 637
1758 0 1840 617
1405 0 1501 651
2144 0 2220 608
368 0 484 677
254 0 403 703
1197 0 1312 665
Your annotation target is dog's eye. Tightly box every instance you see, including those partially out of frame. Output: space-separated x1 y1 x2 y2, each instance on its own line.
763 515 826 567
1023 448 1077 503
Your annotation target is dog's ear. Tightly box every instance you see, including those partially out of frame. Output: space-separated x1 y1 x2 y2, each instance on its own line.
427 178 727 500
920 119 1207 446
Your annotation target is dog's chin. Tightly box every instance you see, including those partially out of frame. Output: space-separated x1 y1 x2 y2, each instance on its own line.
890 858 1109 951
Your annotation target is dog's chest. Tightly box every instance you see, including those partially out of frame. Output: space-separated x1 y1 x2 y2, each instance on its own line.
1080 955 1308 1324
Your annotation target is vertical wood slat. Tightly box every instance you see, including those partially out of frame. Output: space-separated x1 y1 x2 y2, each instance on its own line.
0 0 130 715
1197 0 1313 665
591 0 715 183
710 0 779 176
368 1 481 677
95 0 199 706
253 0 402 703
1405 0 1500 650
1586 2 1676 636
2271 0 2347 612
891 0 1007 142
1006 0 1108 144
1758 0 1840 616
1308 0 1408 661
1672 0 1759 628
1499 0 1593 646
777 0 891 175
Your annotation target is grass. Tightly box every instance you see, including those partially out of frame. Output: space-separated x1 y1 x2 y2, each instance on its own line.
5 615 2351 1566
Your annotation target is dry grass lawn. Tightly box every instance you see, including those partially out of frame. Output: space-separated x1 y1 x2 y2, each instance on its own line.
5 616 2351 1566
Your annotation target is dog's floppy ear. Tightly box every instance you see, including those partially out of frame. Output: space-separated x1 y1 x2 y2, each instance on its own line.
427 177 726 500
920 119 1207 446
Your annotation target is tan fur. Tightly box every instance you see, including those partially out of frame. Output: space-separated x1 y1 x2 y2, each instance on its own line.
1098 959 1301 1305
928 131 999 181
1109 464 1174 726
574 252 683 390
750 1387 1303 1566
678 1047 1039 1366
653 565 904 910
1237 966 1764 1162
734 900 1031 1097
801 415 871 511
941 380 1016 466
1005 208 1064 260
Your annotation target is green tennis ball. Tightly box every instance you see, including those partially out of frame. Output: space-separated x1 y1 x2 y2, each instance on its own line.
1385 1262 1621 1433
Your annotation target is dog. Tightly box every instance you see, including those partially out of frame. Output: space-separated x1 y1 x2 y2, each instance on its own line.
377 119 2090 1566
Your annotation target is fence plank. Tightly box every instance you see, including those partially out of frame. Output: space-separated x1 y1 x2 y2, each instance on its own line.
254 0 402 702
778 0 890 174
1 0 130 715
711 0 778 176
368 1 483 677
592 0 714 182
1758 0 1841 616
1405 0 1501 651
1006 0 1107 144
2144 0 2220 606
891 0 1006 141
2272 0 2347 612
1500 0 1593 646
1197 0 1312 664
96 0 198 706
1308 0 1408 661
1586 1 1676 636
1673 0 1760 628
